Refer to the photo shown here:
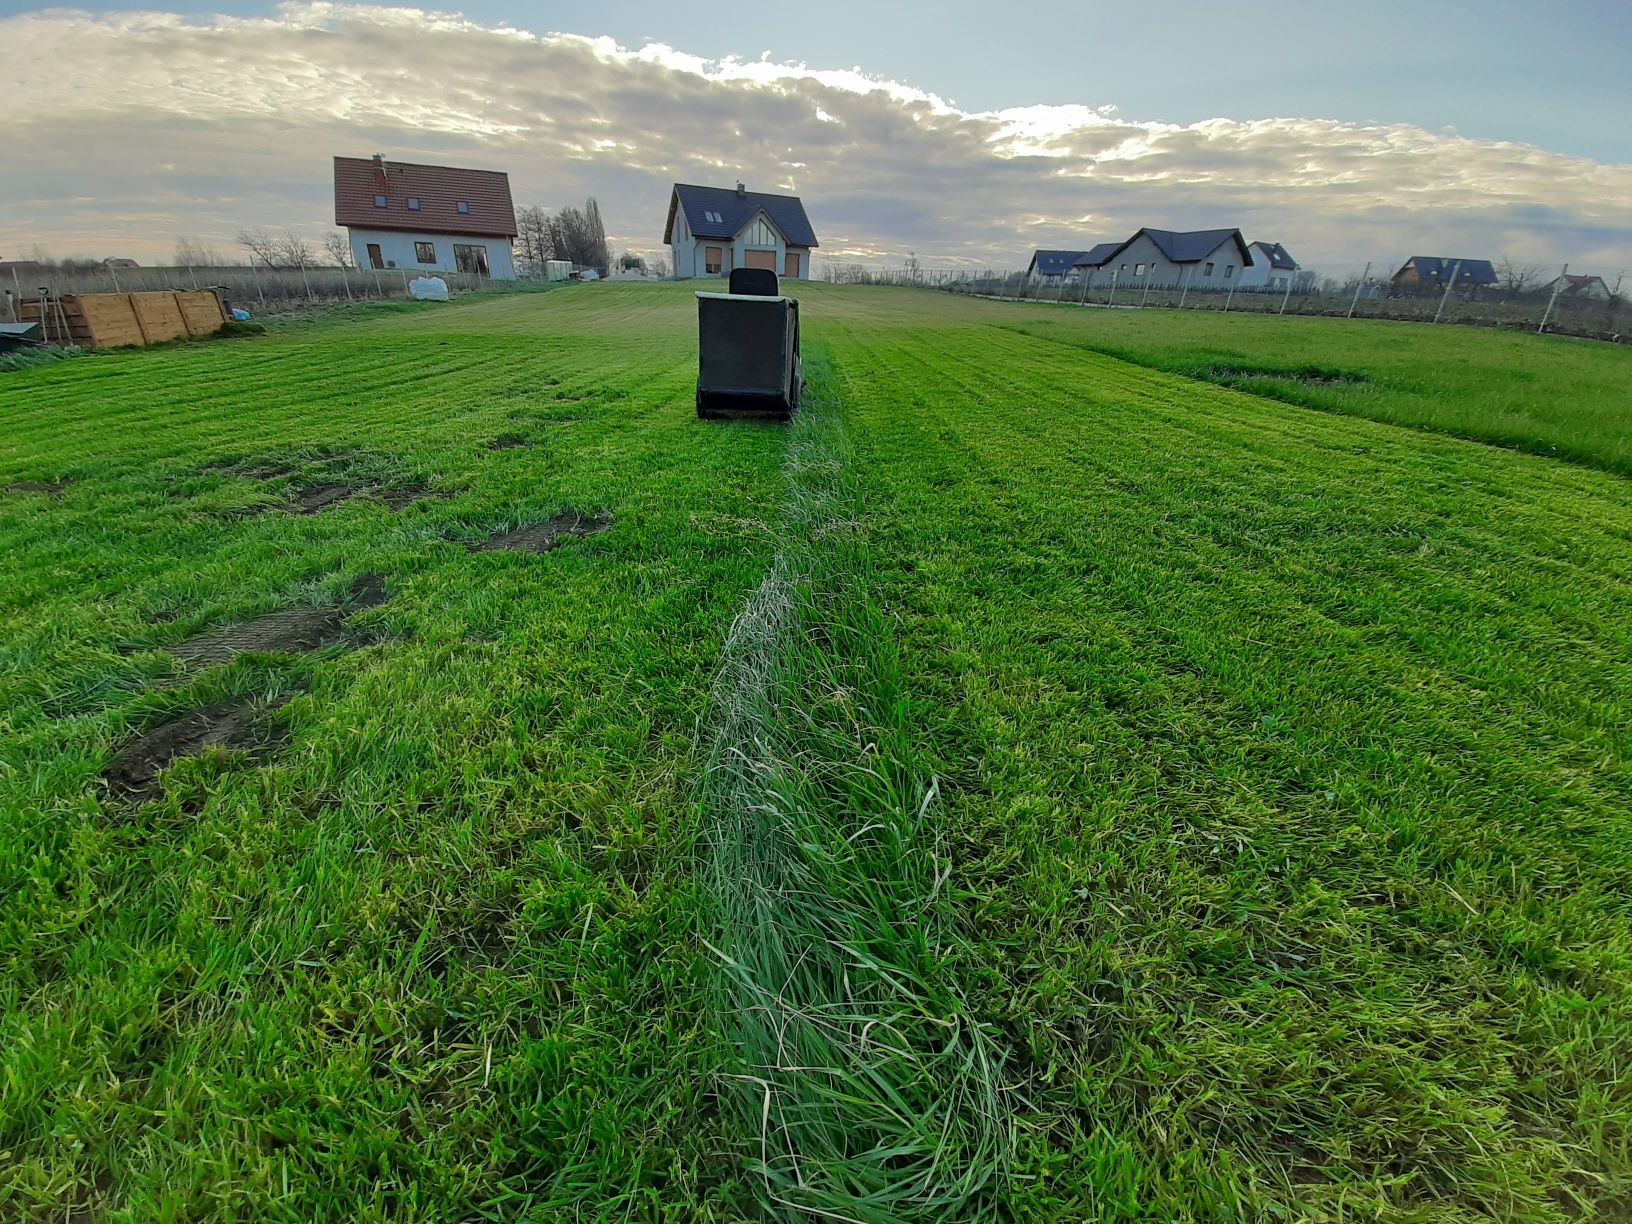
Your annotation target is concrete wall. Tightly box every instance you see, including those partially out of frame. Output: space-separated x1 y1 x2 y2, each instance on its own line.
346 228 516 279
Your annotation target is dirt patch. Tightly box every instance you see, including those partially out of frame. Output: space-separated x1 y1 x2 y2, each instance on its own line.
7 480 65 494
104 695 290 795
374 485 433 510
289 484 357 514
171 574 388 665
472 511 610 554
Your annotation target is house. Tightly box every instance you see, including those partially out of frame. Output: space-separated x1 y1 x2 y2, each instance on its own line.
1093 228 1254 286
663 182 817 280
1070 243 1123 280
1027 250 1088 282
103 258 140 270
1539 273 1613 301
333 154 517 279
1236 241 1299 289
1390 256 1496 296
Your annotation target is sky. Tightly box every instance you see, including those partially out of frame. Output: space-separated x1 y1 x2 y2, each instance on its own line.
2 1 1629 276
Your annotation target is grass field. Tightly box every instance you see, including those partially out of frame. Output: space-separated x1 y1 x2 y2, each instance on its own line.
3 283 1631 1221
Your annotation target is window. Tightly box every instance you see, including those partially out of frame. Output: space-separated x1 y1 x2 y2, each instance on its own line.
457 200 470 214
453 244 491 275
1134 263 1145 277
408 197 421 210
1224 264 1234 278
704 210 723 224
415 241 436 263
1204 261 1215 277
374 194 388 208
1120 263 1128 272
704 245 723 275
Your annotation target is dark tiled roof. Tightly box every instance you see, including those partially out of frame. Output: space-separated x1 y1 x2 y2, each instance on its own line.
1072 243 1121 268
1250 241 1298 270
334 156 517 238
1029 249 1087 275
1399 256 1497 284
666 184 818 248
1143 228 1252 264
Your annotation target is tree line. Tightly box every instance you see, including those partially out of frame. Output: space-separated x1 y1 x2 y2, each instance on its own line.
513 198 610 277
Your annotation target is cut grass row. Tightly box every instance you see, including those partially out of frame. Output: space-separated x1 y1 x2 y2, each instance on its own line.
818 284 1632 476
811 293 1632 1218
4 282 1632 1220
1 288 788 1219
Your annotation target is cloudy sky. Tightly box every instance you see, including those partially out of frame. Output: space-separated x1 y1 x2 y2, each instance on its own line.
2 1 1629 277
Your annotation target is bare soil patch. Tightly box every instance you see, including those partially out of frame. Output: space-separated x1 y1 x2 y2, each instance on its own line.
104 695 291 795
7 480 65 494
374 485 433 510
289 484 356 514
171 574 388 665
472 511 610 554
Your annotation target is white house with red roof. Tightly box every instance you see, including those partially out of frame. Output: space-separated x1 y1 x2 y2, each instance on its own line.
334 154 518 279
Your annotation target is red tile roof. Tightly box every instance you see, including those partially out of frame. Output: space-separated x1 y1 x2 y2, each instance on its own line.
333 156 517 238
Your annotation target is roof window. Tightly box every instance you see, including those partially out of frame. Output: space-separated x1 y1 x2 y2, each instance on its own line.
457 200 470 214
408 197 421 210
374 194 387 208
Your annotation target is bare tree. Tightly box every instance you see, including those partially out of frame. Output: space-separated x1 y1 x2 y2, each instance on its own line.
648 254 670 280
273 230 315 270
513 205 553 276
236 228 279 269
174 237 222 267
904 251 922 282
321 233 353 268
1496 255 1543 296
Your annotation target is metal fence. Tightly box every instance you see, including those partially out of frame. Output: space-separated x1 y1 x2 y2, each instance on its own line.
822 265 1629 344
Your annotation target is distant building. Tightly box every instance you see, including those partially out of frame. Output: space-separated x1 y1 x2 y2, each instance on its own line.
1095 228 1254 286
663 182 817 280
1539 272 1613 301
1071 242 1124 279
1390 256 1496 296
333 154 518 279
1236 241 1299 289
103 258 140 270
1027 249 1088 282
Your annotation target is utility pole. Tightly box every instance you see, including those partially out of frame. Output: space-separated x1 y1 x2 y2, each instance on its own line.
1538 262 1569 334
1347 261 1371 319
1433 259 1463 323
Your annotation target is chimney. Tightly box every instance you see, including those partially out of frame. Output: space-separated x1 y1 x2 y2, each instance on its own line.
372 153 387 193
736 181 746 197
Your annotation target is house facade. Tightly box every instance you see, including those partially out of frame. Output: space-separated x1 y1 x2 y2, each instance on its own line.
1027 250 1088 282
1093 228 1254 287
1391 256 1496 296
664 183 817 280
1540 273 1612 301
1236 241 1299 289
334 155 518 279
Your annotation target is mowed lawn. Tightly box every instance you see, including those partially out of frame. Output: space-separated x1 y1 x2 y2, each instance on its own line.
3 281 1631 1221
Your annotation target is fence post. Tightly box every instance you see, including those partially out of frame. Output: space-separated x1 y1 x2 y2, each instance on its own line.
108 264 120 292
1079 270 1092 305
1433 259 1462 323
1277 275 1293 315
1538 262 1568 334
343 268 353 302
1224 277 1237 313
1178 266 1193 309
1107 270 1118 308
1347 261 1371 318
1140 272 1152 308
189 265 199 291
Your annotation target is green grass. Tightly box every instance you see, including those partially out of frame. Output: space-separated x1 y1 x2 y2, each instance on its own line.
980 294 1632 475
4 282 1631 1221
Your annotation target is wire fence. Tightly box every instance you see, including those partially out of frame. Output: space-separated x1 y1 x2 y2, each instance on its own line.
821 265 1630 344
2 263 501 321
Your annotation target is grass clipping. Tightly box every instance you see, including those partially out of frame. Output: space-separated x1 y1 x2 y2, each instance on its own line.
699 358 1011 1222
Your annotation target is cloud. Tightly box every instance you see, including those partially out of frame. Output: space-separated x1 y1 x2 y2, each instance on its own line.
2 2 1629 274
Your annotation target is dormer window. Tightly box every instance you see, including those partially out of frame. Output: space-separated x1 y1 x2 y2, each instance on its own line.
457 200 470 214
374 194 387 208
408 197 421 210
